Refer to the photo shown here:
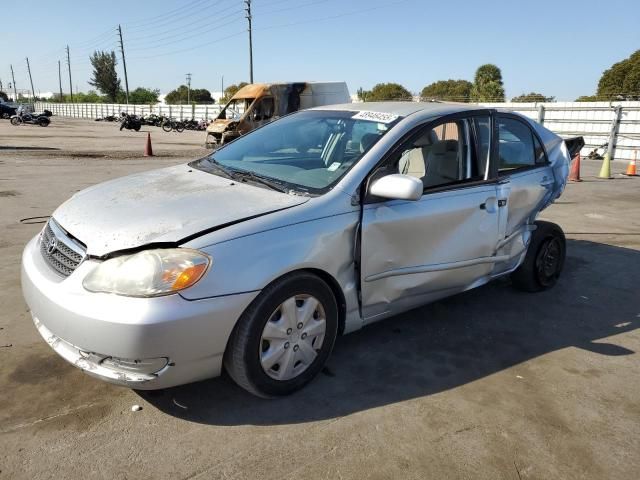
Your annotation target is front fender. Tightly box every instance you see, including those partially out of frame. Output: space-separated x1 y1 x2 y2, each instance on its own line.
180 212 363 333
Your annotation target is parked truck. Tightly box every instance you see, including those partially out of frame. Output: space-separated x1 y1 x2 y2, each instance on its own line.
205 81 350 148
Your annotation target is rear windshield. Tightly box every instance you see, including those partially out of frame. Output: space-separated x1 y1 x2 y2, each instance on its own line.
193 110 402 194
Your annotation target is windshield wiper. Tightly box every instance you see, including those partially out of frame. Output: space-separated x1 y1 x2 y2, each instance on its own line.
207 158 237 180
232 170 289 194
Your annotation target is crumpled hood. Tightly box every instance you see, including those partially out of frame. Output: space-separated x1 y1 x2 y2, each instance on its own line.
207 119 234 133
53 164 308 256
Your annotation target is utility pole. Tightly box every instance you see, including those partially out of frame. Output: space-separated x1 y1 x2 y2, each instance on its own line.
186 73 192 104
26 57 36 102
58 60 63 100
244 0 253 83
117 24 130 104
10 64 17 102
66 45 73 102
221 75 224 99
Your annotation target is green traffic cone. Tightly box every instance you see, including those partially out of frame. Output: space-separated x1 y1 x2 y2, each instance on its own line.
598 153 613 179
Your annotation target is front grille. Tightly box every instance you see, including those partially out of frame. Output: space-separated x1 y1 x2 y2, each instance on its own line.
40 220 86 277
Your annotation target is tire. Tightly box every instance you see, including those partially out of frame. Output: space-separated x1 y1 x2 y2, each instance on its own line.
161 122 172 133
224 272 339 398
134 124 141 131
10 117 21 126
119 123 125 131
175 122 185 133
38 118 49 127
511 221 566 292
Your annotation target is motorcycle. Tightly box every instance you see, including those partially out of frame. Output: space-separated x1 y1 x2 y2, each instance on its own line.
119 113 142 132
10 109 52 127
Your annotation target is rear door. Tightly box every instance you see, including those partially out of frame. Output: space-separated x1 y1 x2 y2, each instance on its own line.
494 114 554 239
360 113 502 322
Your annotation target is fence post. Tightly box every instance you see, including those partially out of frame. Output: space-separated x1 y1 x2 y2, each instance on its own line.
537 104 545 125
607 105 623 161
169 106 172 119
180 105 184 120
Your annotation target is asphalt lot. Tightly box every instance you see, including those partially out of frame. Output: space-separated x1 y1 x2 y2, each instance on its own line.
1 117 639 479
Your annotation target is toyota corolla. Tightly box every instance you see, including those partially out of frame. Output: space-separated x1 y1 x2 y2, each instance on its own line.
21 102 581 397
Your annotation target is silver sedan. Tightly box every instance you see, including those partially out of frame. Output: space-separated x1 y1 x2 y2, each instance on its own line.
21 102 578 397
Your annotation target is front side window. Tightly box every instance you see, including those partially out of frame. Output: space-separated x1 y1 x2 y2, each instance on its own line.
192 110 401 194
390 118 483 190
497 117 537 172
218 98 254 120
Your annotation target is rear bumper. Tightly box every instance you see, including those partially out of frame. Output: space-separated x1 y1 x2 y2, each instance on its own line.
21 235 259 389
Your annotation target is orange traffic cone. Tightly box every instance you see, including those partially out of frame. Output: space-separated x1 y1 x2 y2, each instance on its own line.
144 132 153 157
624 150 637 176
568 153 582 182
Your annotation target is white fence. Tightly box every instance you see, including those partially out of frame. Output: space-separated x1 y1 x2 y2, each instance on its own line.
480 101 640 162
35 100 640 161
34 102 222 122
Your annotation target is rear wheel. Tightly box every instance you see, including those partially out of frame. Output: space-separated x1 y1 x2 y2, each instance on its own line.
38 117 49 127
224 272 338 398
161 122 172 133
511 221 566 292
175 122 185 133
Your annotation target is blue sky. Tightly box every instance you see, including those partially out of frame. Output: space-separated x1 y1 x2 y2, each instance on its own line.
2 0 639 100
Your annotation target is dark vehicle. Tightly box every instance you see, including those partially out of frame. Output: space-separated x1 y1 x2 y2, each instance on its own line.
0 103 17 119
161 117 185 132
10 109 52 127
119 113 142 131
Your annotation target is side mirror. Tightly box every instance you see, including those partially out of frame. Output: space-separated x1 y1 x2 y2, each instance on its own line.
369 174 423 201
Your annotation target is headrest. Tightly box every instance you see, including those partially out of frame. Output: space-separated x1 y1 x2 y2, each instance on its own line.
360 133 380 152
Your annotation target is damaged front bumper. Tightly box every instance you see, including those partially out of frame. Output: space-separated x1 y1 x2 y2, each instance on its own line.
21 235 259 389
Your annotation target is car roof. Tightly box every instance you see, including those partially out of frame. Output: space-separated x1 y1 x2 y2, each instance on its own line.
312 101 486 118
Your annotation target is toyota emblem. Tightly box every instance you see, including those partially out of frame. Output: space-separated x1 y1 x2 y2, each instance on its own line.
46 238 57 254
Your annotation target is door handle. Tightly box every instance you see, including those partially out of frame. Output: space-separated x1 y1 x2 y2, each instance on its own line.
480 197 498 213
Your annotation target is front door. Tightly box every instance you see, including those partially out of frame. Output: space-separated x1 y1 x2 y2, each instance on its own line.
360 115 502 322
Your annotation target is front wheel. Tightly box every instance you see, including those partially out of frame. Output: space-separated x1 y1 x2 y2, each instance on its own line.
224 272 339 398
10 117 21 125
511 221 566 292
161 122 172 133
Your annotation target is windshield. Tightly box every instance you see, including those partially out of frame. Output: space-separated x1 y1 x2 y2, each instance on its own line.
193 110 401 194
218 98 254 120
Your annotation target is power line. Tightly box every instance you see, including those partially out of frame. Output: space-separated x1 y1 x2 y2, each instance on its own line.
122 0 211 29
126 11 244 51
125 3 241 45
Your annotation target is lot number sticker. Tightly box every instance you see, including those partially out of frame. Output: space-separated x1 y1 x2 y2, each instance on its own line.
352 111 399 124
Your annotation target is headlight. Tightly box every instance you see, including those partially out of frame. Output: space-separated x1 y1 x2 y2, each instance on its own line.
83 249 210 297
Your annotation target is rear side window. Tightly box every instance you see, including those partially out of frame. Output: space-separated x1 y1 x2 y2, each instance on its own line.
497 117 537 172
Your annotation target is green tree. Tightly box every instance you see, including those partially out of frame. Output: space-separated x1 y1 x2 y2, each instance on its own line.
470 64 505 102
575 95 598 102
220 82 249 104
88 51 121 102
420 80 473 102
363 83 412 101
511 92 555 103
129 87 160 104
165 85 214 104
597 50 640 100
0 91 8 102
